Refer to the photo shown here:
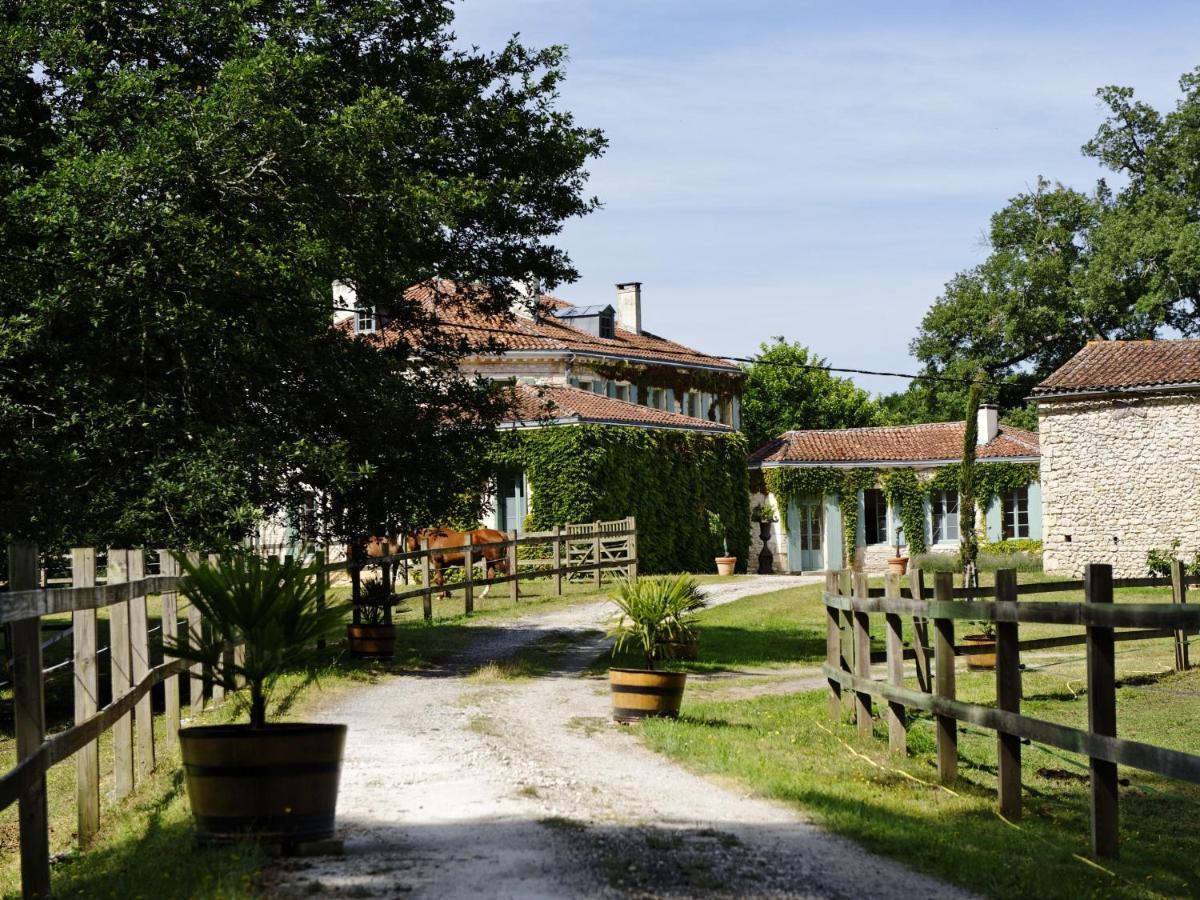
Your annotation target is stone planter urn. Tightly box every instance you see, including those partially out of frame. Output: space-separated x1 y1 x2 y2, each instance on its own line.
757 521 774 574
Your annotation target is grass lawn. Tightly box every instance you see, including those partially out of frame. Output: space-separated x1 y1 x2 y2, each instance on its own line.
625 574 1200 899
0 573 615 899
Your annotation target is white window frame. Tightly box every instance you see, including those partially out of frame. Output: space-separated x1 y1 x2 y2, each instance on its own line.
355 305 376 335
1003 486 1031 539
930 490 960 544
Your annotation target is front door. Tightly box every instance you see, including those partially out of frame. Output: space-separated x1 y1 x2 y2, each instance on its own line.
788 499 824 571
496 471 527 534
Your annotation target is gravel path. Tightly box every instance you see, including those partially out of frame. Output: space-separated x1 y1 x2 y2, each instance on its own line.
267 576 972 899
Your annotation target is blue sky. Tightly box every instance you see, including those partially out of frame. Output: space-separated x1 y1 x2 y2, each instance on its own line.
452 1 1200 394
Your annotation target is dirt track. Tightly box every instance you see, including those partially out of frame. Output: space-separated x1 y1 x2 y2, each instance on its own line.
268 576 972 899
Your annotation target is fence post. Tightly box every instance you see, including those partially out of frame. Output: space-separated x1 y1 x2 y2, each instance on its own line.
186 551 204 717
552 525 563 596
627 516 638 583
824 570 842 721
852 571 873 738
314 548 327 650
592 520 602 589
1086 563 1118 858
159 551 181 748
508 529 519 604
420 538 433 621
838 569 855 715
995 568 1021 820
127 550 154 781
463 533 474 615
933 570 957 785
911 568 932 693
884 572 907 754
107 548 135 798
71 548 101 849
1171 559 1190 671
10 542 50 899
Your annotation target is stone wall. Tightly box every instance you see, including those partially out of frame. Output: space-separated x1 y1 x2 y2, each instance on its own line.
1039 392 1200 577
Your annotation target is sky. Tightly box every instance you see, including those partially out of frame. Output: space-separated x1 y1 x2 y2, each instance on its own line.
452 0 1200 395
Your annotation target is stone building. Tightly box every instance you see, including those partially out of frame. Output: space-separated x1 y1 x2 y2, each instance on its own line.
748 407 1041 573
1034 339 1200 577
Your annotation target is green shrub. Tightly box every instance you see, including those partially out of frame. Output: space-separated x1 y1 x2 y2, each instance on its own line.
608 574 707 670
1146 540 1200 577
912 549 1042 574
981 538 1042 556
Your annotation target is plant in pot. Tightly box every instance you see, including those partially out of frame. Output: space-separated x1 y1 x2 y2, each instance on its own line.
608 575 707 722
888 525 909 575
348 576 398 659
166 551 350 845
707 511 737 576
751 503 777 574
964 619 998 670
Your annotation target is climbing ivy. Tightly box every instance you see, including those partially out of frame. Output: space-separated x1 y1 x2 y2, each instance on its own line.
589 360 742 410
765 461 1040 564
491 425 749 573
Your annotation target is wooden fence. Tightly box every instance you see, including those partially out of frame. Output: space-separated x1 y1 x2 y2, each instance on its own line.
0 543 276 898
352 517 637 620
822 562 1200 859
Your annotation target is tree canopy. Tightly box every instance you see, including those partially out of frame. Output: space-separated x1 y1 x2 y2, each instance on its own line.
740 339 879 451
0 1 605 548
885 67 1200 426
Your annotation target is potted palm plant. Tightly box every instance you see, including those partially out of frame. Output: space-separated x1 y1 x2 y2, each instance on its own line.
608 575 707 722
347 576 397 658
167 551 350 844
707 511 737 575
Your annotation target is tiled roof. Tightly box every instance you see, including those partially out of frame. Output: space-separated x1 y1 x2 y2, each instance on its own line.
748 422 1040 467
505 383 734 433
1033 339 1200 397
376 279 741 372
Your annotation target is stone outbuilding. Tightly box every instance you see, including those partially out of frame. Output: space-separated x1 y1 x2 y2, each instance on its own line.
1034 339 1200 577
748 407 1041 573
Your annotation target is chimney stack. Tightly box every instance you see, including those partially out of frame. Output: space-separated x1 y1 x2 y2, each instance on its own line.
977 404 999 446
615 281 642 334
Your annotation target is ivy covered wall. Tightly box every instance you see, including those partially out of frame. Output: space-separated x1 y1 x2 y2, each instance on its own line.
493 425 750 573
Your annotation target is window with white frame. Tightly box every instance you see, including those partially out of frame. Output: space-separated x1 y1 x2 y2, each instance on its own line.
863 488 888 545
930 490 959 543
355 305 376 334
1002 486 1030 539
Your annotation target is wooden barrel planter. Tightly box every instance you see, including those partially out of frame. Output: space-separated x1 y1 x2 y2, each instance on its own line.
179 723 347 844
608 668 688 723
964 633 997 670
656 632 700 661
347 623 396 659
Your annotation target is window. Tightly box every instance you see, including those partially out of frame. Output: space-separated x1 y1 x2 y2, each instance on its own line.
1003 486 1030 539
575 379 593 393
355 305 376 334
614 383 630 402
931 490 959 543
598 311 615 339
863 489 888 545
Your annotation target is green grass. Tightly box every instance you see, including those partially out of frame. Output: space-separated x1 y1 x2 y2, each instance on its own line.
630 574 1200 899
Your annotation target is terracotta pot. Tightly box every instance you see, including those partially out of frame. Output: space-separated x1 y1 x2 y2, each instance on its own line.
180 723 346 844
347 623 396 659
608 668 688 723
715 556 737 576
656 631 700 661
887 556 909 575
964 633 997 670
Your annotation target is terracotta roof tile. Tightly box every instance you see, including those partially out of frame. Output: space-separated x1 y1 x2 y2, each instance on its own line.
376 279 741 372
748 422 1039 466
1033 339 1200 396
505 383 733 433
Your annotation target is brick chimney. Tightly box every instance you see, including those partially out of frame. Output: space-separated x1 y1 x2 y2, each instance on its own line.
977 404 999 445
615 281 642 334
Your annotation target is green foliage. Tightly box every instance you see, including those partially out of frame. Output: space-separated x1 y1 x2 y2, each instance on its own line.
981 538 1042 556
589 360 742 413
493 425 750 573
959 378 983 581
763 466 876 566
884 69 1200 425
1146 540 1200 578
0 2 605 547
750 503 777 524
166 552 349 727
706 511 730 556
914 550 1042 575
741 339 880 451
879 468 927 556
608 575 707 670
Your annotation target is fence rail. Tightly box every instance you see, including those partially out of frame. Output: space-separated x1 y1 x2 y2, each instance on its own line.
822 561 1199 860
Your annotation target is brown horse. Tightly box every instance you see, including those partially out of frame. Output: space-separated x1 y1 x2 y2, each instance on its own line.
406 528 513 598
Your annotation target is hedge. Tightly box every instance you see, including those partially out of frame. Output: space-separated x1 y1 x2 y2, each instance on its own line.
492 425 750 574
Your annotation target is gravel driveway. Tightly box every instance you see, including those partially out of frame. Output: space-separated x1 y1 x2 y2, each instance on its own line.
267 576 972 899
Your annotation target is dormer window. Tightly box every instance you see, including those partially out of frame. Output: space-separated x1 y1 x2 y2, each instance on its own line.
355 305 376 335
598 309 615 339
